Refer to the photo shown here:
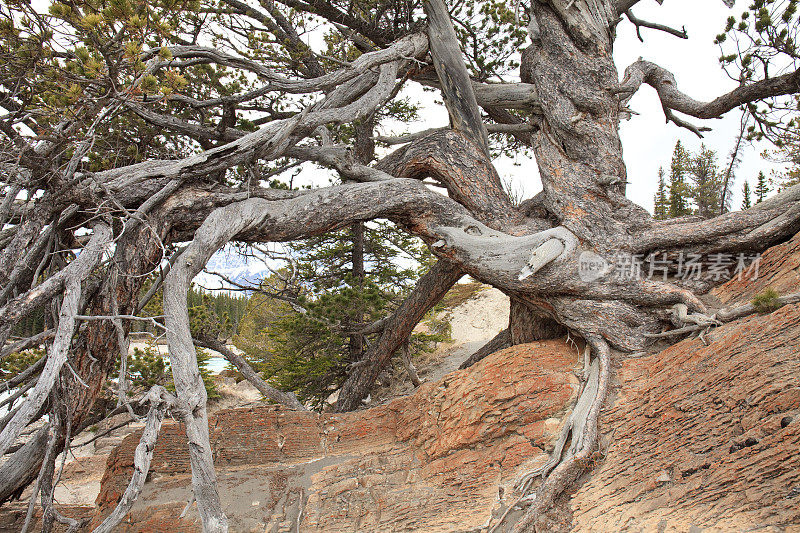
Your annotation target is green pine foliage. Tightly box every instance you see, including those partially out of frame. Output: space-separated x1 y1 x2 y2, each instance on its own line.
127 344 218 399
755 171 770 203
653 167 670 220
742 181 753 209
751 287 781 313
232 277 295 363
668 141 693 218
0 348 44 381
129 346 171 388
243 221 442 410
659 141 738 218
688 145 728 218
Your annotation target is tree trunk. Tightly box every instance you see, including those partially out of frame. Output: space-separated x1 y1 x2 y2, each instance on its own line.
509 297 566 344
0 222 163 504
334 259 462 411
348 223 366 360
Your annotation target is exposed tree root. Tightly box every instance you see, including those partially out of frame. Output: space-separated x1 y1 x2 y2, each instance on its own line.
508 336 610 533
645 292 800 341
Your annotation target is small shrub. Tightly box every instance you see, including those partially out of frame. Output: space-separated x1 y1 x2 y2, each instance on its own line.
0 348 44 380
751 287 781 313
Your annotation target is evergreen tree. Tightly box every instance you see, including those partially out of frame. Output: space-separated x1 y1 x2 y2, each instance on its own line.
755 171 770 203
668 141 693 217
653 167 669 220
260 221 442 409
742 181 752 210
688 144 725 218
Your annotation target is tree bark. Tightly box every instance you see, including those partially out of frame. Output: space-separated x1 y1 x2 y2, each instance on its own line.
509 297 567 345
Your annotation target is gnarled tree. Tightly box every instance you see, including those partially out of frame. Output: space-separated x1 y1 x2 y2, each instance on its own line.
1 0 799 529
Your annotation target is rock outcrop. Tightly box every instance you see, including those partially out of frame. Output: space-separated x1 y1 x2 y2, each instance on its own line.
91 233 800 532
570 233 800 532
93 341 581 532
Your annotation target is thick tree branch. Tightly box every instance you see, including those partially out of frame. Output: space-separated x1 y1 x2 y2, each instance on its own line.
193 336 305 410
335 259 463 411
618 59 800 125
635 183 800 253
423 0 490 154
151 33 425 94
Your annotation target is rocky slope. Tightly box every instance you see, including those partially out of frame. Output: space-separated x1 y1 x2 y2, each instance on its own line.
7 233 800 532
570 233 800 532
91 340 581 532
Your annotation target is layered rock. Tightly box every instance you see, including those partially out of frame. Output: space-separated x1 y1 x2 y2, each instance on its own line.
570 233 800 531
93 341 581 532
92 233 800 532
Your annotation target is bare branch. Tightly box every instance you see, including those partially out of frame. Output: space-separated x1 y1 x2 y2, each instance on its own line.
1 329 54 360
0 223 112 458
193 336 305 410
624 10 687 41
92 386 175 533
617 59 800 128
148 33 426 94
375 123 535 145
424 0 490 154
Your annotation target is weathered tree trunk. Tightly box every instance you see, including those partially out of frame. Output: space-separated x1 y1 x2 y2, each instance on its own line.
348 221 366 360
5 0 800 526
509 297 567 344
0 221 163 503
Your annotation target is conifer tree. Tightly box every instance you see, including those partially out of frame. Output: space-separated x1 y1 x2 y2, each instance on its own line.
742 181 752 210
668 141 693 217
688 144 725 218
755 171 770 203
260 221 443 409
653 168 669 220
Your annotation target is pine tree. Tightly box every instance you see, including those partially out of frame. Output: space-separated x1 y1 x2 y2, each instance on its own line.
755 171 770 202
260 221 439 409
653 167 669 220
742 181 752 209
668 141 693 217
688 144 725 218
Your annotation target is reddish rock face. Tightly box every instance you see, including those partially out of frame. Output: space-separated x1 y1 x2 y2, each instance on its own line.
571 240 800 531
93 233 800 532
712 231 800 304
93 340 580 532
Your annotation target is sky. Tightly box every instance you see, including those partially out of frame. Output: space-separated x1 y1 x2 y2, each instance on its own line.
289 0 784 214
611 0 784 212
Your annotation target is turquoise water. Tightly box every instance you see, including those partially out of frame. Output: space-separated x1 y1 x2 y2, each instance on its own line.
206 357 228 375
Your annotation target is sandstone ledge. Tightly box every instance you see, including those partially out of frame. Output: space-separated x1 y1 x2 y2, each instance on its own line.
93 340 580 532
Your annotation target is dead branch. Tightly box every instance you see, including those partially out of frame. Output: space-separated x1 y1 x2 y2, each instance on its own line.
424 0 490 154
624 10 687 41
92 386 176 533
459 328 512 369
0 224 112 458
192 336 305 410
617 58 800 125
